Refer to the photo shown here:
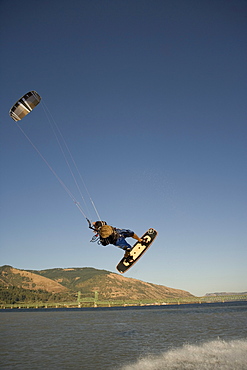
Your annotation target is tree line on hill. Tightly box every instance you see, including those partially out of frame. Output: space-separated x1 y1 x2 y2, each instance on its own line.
0 285 75 304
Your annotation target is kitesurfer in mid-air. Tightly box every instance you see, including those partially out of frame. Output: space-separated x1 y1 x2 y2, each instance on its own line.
91 221 143 257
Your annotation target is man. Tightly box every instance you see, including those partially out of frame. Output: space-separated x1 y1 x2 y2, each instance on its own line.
91 221 143 258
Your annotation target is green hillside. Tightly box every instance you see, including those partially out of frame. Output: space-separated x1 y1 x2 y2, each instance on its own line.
28 267 110 291
1 266 246 308
0 285 75 305
0 265 195 306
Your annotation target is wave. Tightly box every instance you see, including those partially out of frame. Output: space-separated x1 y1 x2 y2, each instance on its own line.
121 339 247 370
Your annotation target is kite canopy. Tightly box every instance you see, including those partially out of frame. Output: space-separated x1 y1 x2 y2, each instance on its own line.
9 91 41 121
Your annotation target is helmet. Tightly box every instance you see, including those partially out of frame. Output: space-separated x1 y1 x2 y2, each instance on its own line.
99 225 114 238
94 221 107 230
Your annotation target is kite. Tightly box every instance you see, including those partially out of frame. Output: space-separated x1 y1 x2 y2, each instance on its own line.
9 91 41 122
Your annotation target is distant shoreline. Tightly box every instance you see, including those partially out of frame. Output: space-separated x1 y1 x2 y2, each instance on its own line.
1 299 247 311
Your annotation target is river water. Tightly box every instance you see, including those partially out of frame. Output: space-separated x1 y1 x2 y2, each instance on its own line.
1 302 247 369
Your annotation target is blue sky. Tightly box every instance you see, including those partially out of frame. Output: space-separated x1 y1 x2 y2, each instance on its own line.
0 0 246 296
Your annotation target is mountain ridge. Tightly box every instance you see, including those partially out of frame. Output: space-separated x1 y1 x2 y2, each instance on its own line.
205 291 247 296
0 265 194 301
0 265 68 293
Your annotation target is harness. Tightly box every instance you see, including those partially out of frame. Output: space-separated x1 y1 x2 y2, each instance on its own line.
100 227 119 246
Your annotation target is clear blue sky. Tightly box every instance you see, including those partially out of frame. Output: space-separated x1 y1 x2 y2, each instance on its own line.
0 0 246 296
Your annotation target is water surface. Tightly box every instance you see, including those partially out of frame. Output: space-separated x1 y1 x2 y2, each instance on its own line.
1 302 246 369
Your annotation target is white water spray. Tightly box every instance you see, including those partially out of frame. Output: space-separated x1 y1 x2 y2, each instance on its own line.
121 339 247 370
